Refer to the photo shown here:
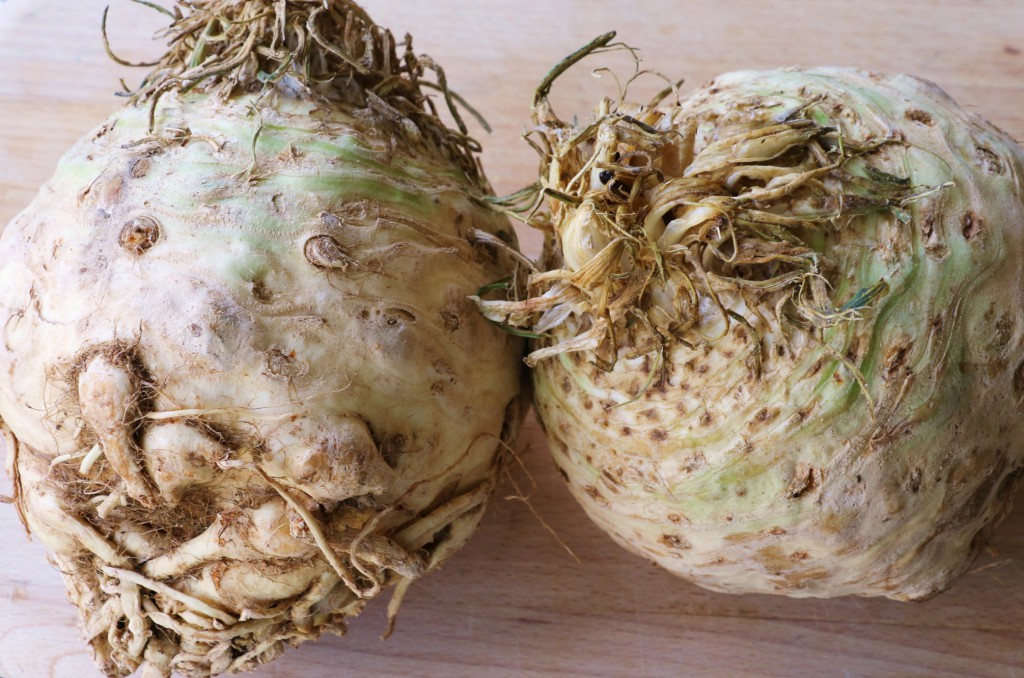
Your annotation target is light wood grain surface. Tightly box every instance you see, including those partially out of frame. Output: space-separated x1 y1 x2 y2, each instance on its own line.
1 1 1023 677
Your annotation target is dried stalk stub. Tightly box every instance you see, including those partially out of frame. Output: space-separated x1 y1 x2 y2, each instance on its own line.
481 49 1024 599
0 2 525 676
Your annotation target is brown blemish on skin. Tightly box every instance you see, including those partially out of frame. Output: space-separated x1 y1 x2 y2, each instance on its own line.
92 120 116 141
650 375 669 396
379 434 407 467
249 279 272 302
600 470 622 493
560 377 571 394
319 211 345 229
129 157 151 178
989 312 1014 352
904 109 933 125
983 304 996 323
755 545 793 573
439 309 460 332
975 146 1004 175
582 485 609 507
1012 360 1024 408
961 211 982 240
658 534 691 551
926 242 949 260
276 145 302 164
884 342 912 375
787 464 817 499
266 348 307 380
305 234 354 270
582 397 594 410
681 453 706 473
906 468 923 493
118 216 160 255
845 335 863 362
781 567 829 588
621 426 632 437
791 404 813 425
921 210 936 239
649 429 668 442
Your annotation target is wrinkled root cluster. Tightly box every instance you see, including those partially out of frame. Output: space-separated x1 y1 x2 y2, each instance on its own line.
7 347 497 677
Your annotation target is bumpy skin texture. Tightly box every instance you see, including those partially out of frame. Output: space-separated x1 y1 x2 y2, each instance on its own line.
0 90 523 676
534 69 1024 600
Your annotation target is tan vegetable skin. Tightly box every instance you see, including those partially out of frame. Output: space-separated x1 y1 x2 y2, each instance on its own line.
0 2 525 676
491 63 1024 600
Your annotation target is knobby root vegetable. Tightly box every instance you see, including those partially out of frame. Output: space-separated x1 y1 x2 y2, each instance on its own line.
0 2 526 675
481 35 1024 600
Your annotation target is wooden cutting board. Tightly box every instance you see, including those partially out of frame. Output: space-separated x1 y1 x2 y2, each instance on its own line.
1 1 1022 676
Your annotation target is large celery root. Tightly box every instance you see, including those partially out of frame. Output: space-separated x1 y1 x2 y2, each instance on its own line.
0 2 524 675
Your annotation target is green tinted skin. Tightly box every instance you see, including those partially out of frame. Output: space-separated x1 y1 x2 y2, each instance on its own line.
534 69 1024 600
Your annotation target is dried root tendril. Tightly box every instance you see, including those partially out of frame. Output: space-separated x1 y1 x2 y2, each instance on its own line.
102 566 238 625
25 424 502 676
23 345 503 667
481 35 949 377
382 575 413 640
496 434 581 565
1 424 28 531
103 0 487 183
256 467 369 598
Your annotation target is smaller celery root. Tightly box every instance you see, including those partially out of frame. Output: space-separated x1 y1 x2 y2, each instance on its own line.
481 35 1024 600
